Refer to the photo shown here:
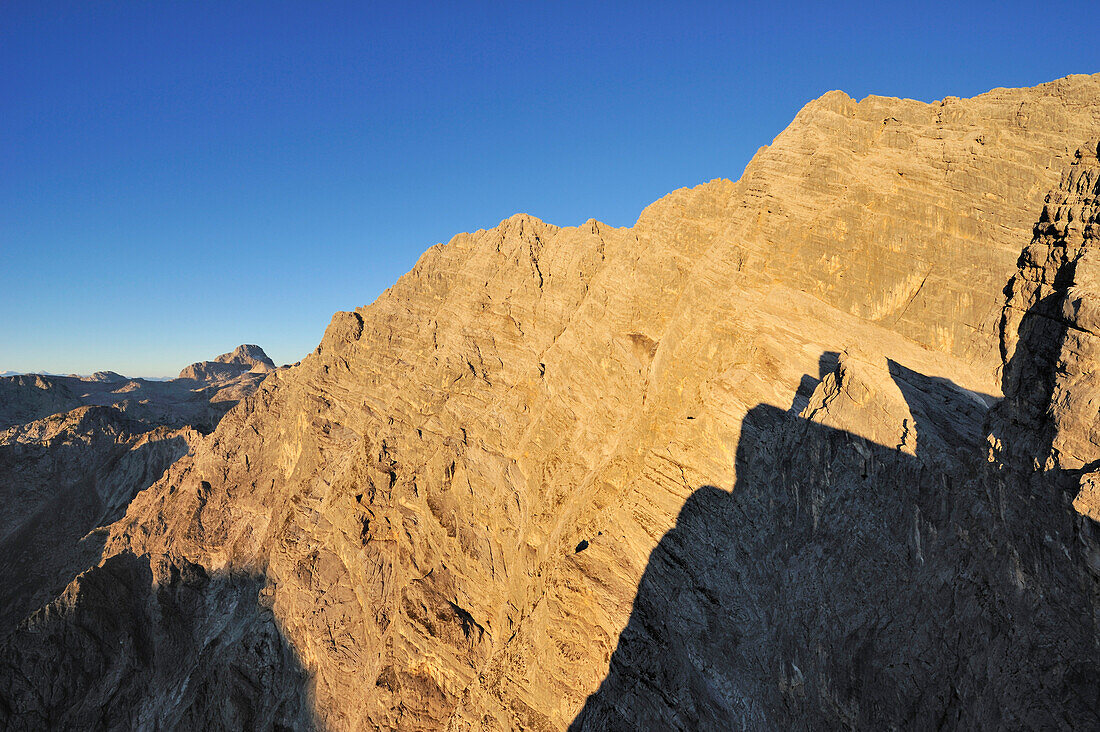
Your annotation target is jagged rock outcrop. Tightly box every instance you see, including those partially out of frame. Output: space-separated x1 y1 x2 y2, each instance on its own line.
990 140 1100 537
995 143 1100 470
4 77 1100 730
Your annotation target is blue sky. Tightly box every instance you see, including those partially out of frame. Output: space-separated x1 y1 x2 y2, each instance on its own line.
2 1 1098 376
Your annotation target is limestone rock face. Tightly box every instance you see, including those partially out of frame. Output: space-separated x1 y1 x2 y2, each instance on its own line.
4 76 1100 730
0 406 198 634
721 75 1100 377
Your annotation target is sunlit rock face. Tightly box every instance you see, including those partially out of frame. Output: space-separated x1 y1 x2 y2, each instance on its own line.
4 76 1100 730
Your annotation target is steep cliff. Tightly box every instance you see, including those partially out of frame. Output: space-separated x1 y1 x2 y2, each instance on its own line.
4 76 1100 730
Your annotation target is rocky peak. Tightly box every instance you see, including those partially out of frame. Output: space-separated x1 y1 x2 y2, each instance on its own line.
179 344 274 381
213 344 275 371
87 371 127 383
994 141 1100 473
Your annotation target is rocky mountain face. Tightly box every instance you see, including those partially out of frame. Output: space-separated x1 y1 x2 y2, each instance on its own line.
3 76 1100 730
0 349 274 658
0 407 197 635
575 146 1100 728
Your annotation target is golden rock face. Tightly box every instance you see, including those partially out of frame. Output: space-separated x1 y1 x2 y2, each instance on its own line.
5 75 1100 730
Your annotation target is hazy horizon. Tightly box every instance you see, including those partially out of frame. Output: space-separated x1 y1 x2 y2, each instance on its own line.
4 1 1098 375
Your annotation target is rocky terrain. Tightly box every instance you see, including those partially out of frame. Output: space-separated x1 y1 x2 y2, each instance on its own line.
3 75 1100 730
0 348 274 640
179 344 277 383
0 344 276 433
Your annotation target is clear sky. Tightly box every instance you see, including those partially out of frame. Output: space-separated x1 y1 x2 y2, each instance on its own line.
3 1 1098 376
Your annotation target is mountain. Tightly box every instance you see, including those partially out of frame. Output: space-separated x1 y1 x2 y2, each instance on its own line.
0 345 276 433
4 76 1100 729
0 347 275 649
179 344 276 382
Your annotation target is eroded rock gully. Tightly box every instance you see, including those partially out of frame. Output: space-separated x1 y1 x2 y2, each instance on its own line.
4 76 1100 730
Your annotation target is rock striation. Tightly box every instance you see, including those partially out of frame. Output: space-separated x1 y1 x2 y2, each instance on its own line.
4 77 1100 730
574 146 1100 729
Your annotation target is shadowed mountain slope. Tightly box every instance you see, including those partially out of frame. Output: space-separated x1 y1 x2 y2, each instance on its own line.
0 347 278 684
0 554 316 730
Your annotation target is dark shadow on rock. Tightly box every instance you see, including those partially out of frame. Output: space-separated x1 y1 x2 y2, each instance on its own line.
0 552 319 731
0 420 193 636
992 291 1071 472
571 363 1100 729
885 359 994 471
574 176 1100 729
788 351 841 414
818 351 840 381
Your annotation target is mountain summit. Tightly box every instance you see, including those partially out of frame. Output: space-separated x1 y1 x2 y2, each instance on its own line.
213 344 276 370
179 344 275 381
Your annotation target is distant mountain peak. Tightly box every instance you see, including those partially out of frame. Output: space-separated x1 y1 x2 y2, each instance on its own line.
87 370 127 383
179 344 275 381
213 344 275 370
